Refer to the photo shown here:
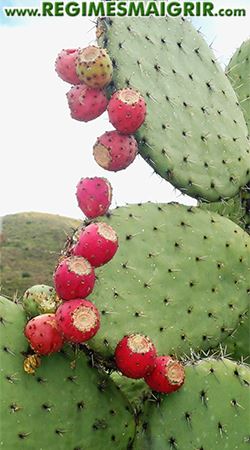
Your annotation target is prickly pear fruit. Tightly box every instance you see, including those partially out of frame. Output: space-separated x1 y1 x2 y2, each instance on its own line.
108 88 146 134
76 46 112 88
76 177 112 218
22 284 60 318
115 334 157 379
55 298 100 343
73 222 119 268
55 49 80 85
144 356 185 393
54 256 95 300
24 313 64 355
93 130 138 171
66 85 108 122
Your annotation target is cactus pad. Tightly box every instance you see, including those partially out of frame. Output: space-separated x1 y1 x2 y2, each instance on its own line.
111 372 150 412
97 17 250 201
223 309 250 362
0 296 135 449
200 184 250 233
200 40 250 232
87 203 250 358
227 39 250 132
133 358 250 449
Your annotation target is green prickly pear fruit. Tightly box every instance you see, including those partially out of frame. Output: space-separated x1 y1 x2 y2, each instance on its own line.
22 284 60 317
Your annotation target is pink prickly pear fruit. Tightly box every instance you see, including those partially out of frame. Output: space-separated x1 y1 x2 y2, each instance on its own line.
55 298 100 344
144 356 185 394
115 334 157 379
55 49 81 85
107 88 146 134
76 177 112 219
76 46 113 88
54 256 95 301
24 313 64 355
72 222 118 268
66 85 108 122
93 130 138 172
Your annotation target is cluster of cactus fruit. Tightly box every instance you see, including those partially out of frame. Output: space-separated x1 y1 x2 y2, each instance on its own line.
56 45 146 172
24 214 119 352
1 16 249 450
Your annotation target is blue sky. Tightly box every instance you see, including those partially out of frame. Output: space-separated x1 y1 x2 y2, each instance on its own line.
0 0 40 25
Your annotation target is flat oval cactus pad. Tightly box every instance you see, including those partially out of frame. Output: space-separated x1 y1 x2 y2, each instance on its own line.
98 17 250 201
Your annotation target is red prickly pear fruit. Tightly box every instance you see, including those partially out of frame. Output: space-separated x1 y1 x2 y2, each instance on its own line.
144 356 185 394
66 85 108 122
76 177 112 219
107 88 146 134
93 130 138 172
55 298 100 344
24 313 64 355
54 256 95 301
55 49 81 85
73 222 118 268
76 46 113 88
115 334 157 379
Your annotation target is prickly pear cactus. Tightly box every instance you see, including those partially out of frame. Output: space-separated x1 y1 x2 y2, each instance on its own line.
227 39 250 130
97 17 250 201
85 203 250 359
223 309 249 362
200 40 250 232
0 296 136 450
133 358 250 450
111 372 150 412
200 184 250 233
227 39 250 227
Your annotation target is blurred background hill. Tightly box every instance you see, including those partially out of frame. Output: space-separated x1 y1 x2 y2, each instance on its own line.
0 212 80 298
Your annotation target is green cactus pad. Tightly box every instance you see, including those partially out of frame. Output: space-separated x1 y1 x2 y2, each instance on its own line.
223 309 250 362
227 39 250 132
0 296 135 450
87 203 250 359
22 284 60 317
200 41 250 232
111 372 150 412
133 358 250 450
97 17 250 201
226 40 250 232
199 184 250 233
